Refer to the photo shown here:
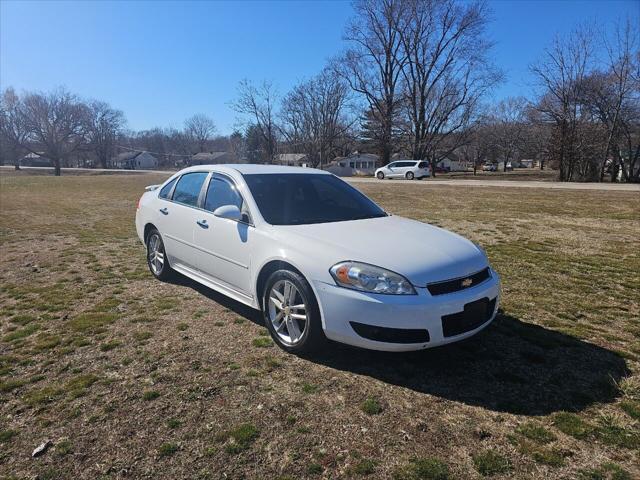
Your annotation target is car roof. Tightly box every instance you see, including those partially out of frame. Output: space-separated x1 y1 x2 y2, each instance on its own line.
178 164 331 176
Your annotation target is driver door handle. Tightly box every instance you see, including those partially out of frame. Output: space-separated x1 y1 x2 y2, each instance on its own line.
159 207 169 215
196 219 209 229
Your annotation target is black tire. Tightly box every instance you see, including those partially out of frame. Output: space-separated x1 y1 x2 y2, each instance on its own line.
376 171 385 180
262 269 325 354
406 171 415 180
146 228 173 280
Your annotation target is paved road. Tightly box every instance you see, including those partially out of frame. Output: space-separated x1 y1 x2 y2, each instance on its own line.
2 165 639 192
349 176 640 192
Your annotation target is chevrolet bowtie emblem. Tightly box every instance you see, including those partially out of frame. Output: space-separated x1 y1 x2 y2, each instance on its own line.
461 278 473 288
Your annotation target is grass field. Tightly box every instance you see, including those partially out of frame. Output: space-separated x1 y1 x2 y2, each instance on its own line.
1 171 639 480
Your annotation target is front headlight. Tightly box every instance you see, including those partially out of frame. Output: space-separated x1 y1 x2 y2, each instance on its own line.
329 261 416 295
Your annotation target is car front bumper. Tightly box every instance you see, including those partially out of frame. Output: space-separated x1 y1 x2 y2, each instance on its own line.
312 269 500 352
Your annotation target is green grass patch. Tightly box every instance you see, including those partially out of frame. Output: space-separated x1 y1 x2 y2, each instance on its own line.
69 312 117 333
301 382 318 394
619 400 640 420
0 378 27 393
66 374 99 398
166 418 181 429
100 340 121 352
158 442 178 457
3 323 40 342
55 439 73 456
472 450 512 476
552 412 593 439
392 457 450 480
133 331 153 341
516 422 556 444
578 462 632 480
252 337 273 348
0 429 18 443
143 390 160 401
361 398 383 415
307 463 323 475
177 322 189 331
222 423 259 454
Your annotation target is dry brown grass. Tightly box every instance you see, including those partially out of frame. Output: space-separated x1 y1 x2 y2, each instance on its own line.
1 170 638 479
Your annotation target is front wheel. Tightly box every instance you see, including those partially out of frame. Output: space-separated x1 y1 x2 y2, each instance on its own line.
146 229 173 280
263 270 324 354
376 171 385 180
406 171 415 180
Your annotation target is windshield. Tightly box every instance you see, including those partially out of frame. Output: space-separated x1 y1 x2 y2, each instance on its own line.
243 173 387 225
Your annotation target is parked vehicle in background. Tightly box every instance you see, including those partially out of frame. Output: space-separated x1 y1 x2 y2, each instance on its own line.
482 163 497 172
375 161 430 180
136 165 500 354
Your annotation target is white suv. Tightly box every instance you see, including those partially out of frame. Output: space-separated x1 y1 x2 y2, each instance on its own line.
375 160 430 180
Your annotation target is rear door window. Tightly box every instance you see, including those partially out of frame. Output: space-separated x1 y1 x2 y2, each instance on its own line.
418 162 428 169
159 177 177 199
172 172 208 207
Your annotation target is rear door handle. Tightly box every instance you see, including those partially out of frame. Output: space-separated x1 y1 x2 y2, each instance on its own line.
159 208 169 215
196 219 209 229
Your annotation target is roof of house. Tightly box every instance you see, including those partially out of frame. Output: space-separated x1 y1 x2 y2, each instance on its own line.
115 151 154 162
192 152 229 162
22 152 49 160
273 153 308 164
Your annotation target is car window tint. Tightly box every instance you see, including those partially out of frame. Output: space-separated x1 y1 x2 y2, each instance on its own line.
244 173 386 225
387 162 396 168
418 161 428 169
172 172 208 207
204 176 243 212
159 177 177 199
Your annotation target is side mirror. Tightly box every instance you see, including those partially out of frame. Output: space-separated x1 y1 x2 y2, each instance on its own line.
213 204 242 221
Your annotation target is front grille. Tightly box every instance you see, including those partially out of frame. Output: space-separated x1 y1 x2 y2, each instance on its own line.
427 267 491 296
350 322 430 344
441 297 497 337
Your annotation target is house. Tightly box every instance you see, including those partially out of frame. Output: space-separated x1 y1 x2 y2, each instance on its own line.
190 151 234 165
513 158 536 168
439 155 468 172
20 152 53 167
325 152 379 176
113 151 158 170
273 153 309 167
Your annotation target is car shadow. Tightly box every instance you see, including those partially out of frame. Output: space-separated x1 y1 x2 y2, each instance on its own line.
168 275 629 416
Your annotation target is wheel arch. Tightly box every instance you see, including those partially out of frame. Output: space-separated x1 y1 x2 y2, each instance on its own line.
255 259 305 310
143 223 157 243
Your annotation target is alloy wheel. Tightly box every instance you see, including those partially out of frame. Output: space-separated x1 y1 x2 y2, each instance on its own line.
267 280 308 346
148 233 165 275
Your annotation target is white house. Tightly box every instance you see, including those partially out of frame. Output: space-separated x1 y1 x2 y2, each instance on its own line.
326 152 379 176
20 152 53 167
114 151 158 170
439 156 468 172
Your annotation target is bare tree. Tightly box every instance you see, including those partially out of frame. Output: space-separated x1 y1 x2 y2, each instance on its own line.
531 27 595 181
86 100 125 168
0 88 29 169
18 88 88 176
232 80 279 163
280 69 353 168
336 0 406 165
184 113 217 153
486 97 530 171
398 0 500 174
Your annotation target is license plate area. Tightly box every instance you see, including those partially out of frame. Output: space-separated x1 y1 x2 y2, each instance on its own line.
441 297 496 338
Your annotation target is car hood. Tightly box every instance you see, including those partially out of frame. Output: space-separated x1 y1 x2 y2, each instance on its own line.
275 215 488 286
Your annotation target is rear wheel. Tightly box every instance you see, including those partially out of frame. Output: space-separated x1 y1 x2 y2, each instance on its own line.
146 229 173 280
263 270 324 353
406 171 415 180
376 171 385 180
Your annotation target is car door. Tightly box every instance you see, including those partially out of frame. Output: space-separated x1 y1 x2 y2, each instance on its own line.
192 173 253 298
386 162 399 178
160 171 209 270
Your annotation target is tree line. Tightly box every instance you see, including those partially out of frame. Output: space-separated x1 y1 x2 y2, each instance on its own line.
1 0 638 181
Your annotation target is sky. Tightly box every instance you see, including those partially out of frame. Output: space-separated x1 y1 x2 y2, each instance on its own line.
1 0 638 134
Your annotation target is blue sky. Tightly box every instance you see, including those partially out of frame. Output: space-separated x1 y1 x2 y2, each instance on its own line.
1 0 637 134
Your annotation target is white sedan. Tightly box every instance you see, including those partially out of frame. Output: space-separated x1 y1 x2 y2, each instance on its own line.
135 165 500 353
